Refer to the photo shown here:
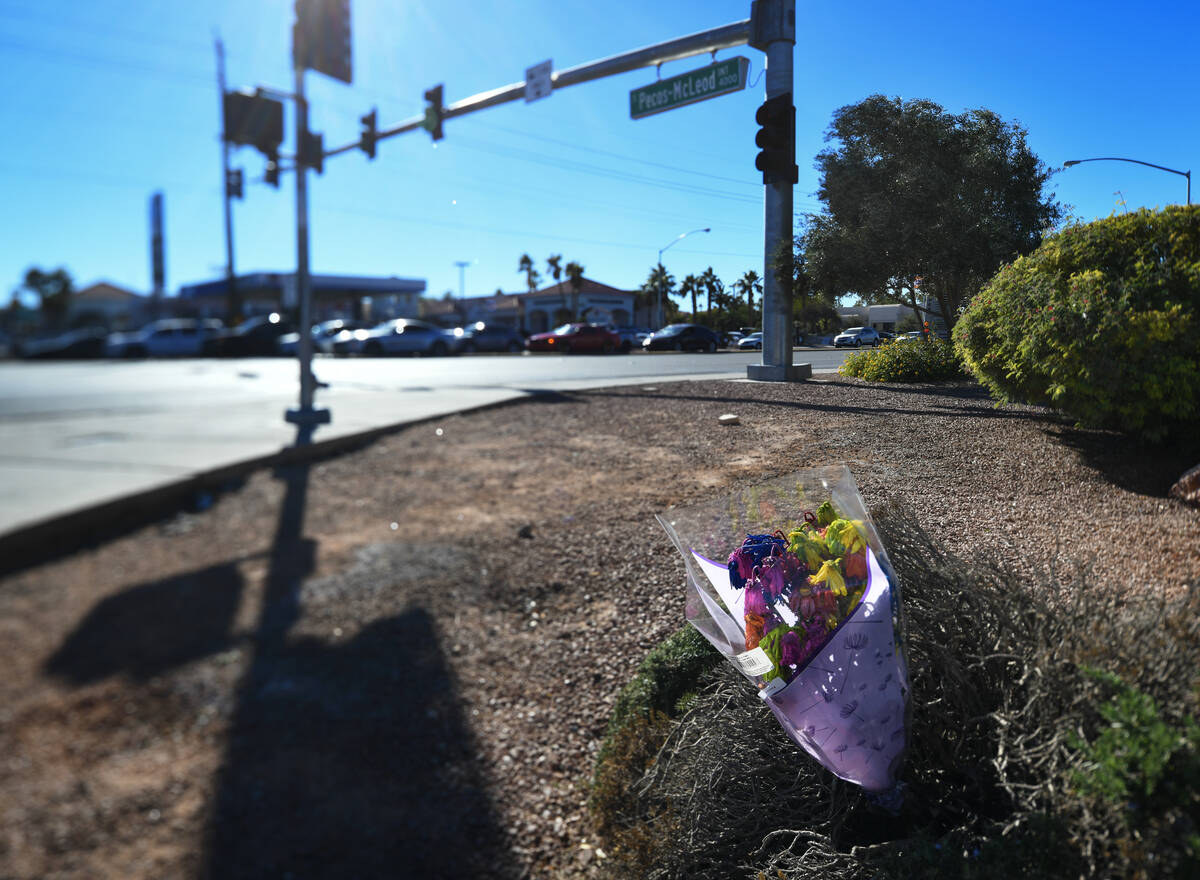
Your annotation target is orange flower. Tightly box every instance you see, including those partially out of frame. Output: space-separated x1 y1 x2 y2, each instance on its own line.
844 552 867 580
744 613 766 650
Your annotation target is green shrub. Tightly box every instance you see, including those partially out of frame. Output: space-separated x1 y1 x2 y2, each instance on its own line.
955 205 1200 442
838 337 964 382
590 624 721 863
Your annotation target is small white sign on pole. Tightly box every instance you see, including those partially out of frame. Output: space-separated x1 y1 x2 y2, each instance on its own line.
524 60 553 103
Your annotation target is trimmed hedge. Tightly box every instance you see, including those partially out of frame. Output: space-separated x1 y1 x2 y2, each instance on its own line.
955 205 1200 441
838 337 964 382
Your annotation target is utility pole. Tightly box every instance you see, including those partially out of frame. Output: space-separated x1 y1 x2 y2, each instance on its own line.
215 36 240 324
455 260 470 299
747 0 807 381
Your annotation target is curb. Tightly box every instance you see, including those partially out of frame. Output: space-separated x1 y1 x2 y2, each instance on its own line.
0 391 535 578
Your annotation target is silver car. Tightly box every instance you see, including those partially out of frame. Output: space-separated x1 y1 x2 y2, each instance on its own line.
339 318 462 357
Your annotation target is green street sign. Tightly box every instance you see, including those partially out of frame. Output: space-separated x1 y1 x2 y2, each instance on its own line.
629 56 749 120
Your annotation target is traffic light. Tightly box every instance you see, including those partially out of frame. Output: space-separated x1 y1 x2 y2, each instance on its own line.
422 84 444 141
223 90 285 155
360 108 377 159
299 130 324 174
264 153 281 188
226 168 244 200
754 92 798 185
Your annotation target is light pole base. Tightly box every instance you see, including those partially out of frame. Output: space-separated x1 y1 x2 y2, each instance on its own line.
285 406 332 427
746 363 812 382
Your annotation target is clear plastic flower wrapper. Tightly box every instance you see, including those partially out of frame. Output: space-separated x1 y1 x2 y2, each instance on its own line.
657 467 909 800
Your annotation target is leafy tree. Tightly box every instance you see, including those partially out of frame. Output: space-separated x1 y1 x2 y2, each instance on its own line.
20 266 74 328
679 274 700 319
802 95 1064 331
565 260 585 321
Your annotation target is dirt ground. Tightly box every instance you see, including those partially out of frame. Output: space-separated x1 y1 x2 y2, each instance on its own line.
1 377 1197 879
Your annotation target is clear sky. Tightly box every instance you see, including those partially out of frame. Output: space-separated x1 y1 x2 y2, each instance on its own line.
2 0 1197 310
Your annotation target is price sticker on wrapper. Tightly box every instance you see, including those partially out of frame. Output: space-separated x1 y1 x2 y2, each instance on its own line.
734 647 775 677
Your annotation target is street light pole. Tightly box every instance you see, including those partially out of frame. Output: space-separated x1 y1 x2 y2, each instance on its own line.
657 227 710 328
1064 157 1191 206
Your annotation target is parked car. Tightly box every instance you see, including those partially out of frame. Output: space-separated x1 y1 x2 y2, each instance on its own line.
338 318 462 356
614 326 652 352
105 318 223 358
277 319 366 356
736 331 763 351
833 326 883 348
525 323 621 354
642 323 722 352
877 330 896 342
455 322 526 354
723 330 745 347
17 327 108 359
203 313 295 356
901 330 926 340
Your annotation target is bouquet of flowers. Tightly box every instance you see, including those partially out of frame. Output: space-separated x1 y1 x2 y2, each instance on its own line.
657 467 909 798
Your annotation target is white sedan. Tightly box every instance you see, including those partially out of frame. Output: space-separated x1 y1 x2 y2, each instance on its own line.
333 318 462 357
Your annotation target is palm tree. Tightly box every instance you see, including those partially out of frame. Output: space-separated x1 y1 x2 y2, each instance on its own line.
639 264 674 326
679 274 700 319
734 270 762 320
517 254 540 294
546 254 563 314
565 260 585 321
699 267 723 321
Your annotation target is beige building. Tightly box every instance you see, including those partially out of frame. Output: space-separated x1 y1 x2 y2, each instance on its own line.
67 282 147 330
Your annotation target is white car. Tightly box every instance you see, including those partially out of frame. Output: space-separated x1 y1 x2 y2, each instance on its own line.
334 318 462 357
834 326 882 348
105 319 223 358
736 331 763 350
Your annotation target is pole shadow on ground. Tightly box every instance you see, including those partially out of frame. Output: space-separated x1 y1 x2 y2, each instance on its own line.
203 453 516 878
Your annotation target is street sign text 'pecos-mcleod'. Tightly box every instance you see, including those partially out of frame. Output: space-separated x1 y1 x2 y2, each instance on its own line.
629 56 749 120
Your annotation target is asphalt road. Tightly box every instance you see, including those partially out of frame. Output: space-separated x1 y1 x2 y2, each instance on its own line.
0 348 850 536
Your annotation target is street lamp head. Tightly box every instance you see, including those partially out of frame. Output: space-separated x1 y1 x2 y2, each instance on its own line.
702 227 711 233
1063 160 1080 167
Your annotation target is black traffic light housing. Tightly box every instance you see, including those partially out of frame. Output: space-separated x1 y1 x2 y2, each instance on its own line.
299 130 324 174
754 92 798 185
264 151 281 188
226 168 244 200
360 108 377 159
422 85 444 141
223 90 285 155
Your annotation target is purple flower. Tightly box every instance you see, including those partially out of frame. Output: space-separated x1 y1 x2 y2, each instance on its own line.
780 629 802 669
759 558 786 599
744 584 772 618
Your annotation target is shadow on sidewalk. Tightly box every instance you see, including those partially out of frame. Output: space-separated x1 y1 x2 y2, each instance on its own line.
203 456 517 878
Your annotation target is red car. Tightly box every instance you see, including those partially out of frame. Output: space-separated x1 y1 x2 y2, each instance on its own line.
525 323 622 354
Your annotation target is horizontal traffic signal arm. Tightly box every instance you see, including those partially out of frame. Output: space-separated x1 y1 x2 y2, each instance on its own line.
321 18 754 161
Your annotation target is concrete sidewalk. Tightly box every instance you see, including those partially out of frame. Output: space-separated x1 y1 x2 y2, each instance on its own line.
0 351 841 569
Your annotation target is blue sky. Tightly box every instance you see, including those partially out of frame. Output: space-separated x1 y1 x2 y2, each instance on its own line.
2 0 1197 310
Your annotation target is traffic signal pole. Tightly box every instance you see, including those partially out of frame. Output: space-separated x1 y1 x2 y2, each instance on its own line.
747 0 806 381
215 37 240 324
284 63 329 434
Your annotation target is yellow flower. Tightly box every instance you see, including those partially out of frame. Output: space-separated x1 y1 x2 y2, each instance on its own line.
832 519 866 554
809 559 846 596
787 530 826 570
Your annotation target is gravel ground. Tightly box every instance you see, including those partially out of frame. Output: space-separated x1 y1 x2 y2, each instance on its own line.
1 376 1197 879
